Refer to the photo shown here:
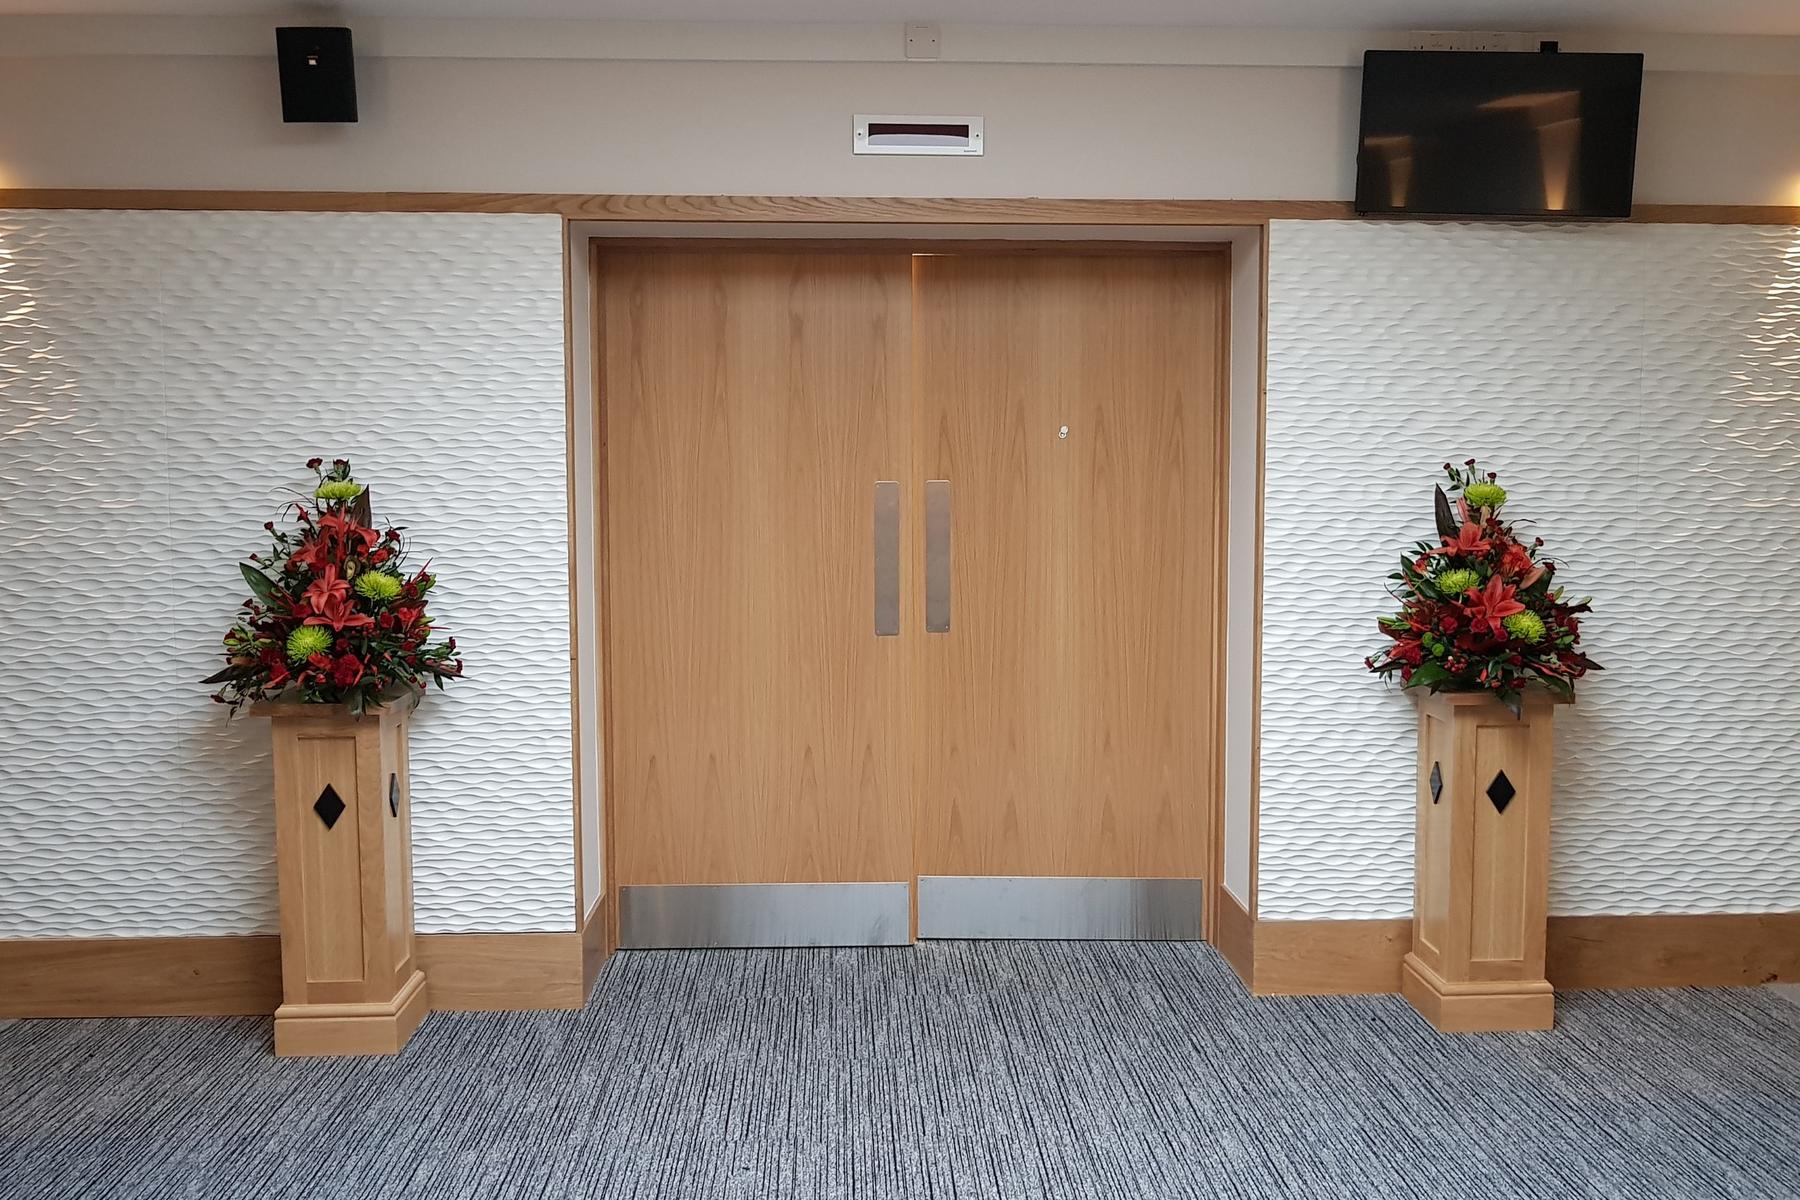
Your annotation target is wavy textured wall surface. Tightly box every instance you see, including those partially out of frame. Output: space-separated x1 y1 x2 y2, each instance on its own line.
1261 219 1800 919
0 210 574 936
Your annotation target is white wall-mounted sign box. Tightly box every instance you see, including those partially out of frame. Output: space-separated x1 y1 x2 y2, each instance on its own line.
853 115 983 156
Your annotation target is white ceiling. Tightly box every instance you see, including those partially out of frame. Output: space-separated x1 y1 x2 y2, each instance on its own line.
2 0 1798 36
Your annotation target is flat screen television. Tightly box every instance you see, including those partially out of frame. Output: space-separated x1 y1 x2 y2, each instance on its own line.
1355 50 1644 219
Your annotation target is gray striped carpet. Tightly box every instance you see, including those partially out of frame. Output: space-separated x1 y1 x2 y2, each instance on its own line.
2 942 1797 1200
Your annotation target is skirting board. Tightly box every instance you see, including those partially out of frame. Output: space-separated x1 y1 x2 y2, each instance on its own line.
0 923 608 1019
1214 888 1256 988
1239 912 1800 997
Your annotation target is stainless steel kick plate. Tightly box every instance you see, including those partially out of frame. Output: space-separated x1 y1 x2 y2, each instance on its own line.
916 876 1204 940
620 882 912 948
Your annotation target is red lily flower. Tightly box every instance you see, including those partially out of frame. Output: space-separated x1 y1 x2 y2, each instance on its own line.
304 592 374 631
317 511 378 554
1432 520 1492 559
1464 575 1526 638
302 564 351 615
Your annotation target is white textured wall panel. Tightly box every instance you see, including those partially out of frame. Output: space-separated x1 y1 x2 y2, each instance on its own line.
0 210 575 936
1261 219 1800 919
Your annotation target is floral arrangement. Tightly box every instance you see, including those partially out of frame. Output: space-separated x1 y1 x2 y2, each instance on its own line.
1366 459 1598 707
206 458 464 715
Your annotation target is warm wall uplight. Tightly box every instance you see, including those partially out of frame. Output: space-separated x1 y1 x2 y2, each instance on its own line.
1363 134 1415 208
1481 90 1581 212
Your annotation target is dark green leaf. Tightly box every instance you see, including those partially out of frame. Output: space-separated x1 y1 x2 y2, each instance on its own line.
1433 485 1459 542
1410 662 1451 688
238 561 279 604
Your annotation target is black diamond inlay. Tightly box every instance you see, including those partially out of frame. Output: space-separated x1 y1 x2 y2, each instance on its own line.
388 773 400 818
313 784 346 830
1429 761 1443 804
1487 770 1516 814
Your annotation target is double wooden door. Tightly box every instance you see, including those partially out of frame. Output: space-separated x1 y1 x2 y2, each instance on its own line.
600 245 1226 946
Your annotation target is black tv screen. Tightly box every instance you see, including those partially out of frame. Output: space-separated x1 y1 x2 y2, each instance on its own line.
1356 50 1644 219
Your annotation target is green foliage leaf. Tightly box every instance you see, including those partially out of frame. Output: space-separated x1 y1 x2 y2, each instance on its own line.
1408 662 1451 689
1433 485 1459 542
239 561 280 604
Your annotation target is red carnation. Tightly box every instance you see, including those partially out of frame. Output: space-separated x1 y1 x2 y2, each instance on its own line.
330 653 365 688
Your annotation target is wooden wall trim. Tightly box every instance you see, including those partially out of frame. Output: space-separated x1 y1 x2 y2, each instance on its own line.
413 933 586 1012
3 911 1792 1016
1252 918 1411 996
0 935 281 1018
0 931 598 1018
1251 912 1800 996
581 892 615 1000
1215 888 1255 990
0 191 1347 222
1547 913 1800 990
1 190 1794 226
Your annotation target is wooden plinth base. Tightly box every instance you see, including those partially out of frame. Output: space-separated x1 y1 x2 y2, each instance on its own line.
1401 954 1553 1034
274 970 431 1058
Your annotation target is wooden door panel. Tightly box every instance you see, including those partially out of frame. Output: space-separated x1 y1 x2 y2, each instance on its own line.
603 250 914 885
914 252 1225 878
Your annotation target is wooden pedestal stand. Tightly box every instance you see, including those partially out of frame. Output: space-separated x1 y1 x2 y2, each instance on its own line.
1402 691 1556 1033
255 702 429 1056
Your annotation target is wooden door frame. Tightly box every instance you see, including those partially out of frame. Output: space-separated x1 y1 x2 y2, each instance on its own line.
586 232 1238 945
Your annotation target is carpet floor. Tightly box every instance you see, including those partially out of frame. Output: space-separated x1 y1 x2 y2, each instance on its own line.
2 942 1797 1200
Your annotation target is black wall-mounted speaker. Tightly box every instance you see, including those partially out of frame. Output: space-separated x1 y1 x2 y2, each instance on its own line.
276 26 358 123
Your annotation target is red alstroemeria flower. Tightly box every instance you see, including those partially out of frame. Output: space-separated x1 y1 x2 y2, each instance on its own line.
1498 542 1547 589
1431 520 1492 559
1463 574 1526 638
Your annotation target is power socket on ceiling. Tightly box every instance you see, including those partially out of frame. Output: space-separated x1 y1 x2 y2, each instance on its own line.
905 23 941 61
1400 30 1547 52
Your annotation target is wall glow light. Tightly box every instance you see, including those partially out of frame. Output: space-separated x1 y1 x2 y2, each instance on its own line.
1480 90 1581 212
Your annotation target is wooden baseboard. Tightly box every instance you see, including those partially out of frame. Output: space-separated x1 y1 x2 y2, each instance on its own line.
8 908 1793 1016
581 891 615 1000
0 935 282 1018
1250 912 1800 996
1215 888 1255 990
1546 913 1800 989
413 932 586 1012
0 930 588 1018
1251 917 1412 996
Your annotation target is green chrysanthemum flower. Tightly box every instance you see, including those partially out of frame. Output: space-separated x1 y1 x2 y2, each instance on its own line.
314 480 365 502
1503 611 1547 644
1435 567 1482 595
1463 481 1508 510
286 625 333 662
354 571 403 602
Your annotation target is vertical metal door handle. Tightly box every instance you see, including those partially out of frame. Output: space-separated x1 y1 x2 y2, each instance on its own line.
874 481 900 637
925 480 951 633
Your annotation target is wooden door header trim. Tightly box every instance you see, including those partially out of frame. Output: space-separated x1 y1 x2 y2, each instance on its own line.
589 238 1233 256
2 190 1796 226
